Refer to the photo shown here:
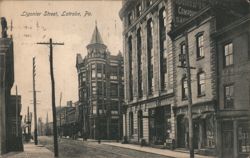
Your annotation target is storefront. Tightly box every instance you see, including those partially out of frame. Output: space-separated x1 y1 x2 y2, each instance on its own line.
149 105 171 145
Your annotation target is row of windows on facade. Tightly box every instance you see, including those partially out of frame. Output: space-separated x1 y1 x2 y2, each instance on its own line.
181 74 234 108
128 7 167 101
127 0 154 26
179 35 233 67
91 100 120 115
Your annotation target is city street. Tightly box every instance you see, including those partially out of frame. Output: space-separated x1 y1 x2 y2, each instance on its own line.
38 136 171 158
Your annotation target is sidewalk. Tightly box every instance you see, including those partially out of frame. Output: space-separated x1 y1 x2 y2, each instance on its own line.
1 143 54 158
102 142 217 158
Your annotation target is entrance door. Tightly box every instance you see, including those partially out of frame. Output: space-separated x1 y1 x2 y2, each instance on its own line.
222 121 234 158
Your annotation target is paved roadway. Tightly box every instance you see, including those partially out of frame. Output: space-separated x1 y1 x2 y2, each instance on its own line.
38 136 171 158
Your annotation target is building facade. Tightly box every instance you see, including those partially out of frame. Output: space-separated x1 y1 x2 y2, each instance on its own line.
0 17 23 154
76 25 124 140
120 0 250 157
119 0 175 145
214 12 250 158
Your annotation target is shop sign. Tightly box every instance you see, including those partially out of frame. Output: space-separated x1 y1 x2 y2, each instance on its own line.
173 0 209 26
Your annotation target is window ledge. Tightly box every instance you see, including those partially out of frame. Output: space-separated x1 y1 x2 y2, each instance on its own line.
196 56 205 61
182 98 188 101
197 94 206 98
223 64 234 69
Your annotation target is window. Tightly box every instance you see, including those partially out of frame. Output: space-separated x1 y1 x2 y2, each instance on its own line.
128 12 133 25
129 112 134 136
196 34 204 58
136 3 142 17
146 0 153 7
137 28 143 98
159 8 167 91
224 42 233 66
128 36 133 100
198 72 205 96
110 66 118 80
238 122 250 153
147 19 154 94
224 84 234 108
180 42 186 66
182 77 188 99
110 83 118 97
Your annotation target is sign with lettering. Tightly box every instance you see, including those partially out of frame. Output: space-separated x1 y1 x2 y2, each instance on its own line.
173 0 210 26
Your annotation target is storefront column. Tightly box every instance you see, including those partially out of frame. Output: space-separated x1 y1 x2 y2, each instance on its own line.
233 121 238 158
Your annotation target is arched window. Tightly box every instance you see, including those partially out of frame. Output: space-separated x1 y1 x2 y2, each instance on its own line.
128 36 133 101
137 28 143 98
147 19 154 94
159 7 167 91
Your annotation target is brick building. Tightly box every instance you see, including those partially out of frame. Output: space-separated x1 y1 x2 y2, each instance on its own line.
76 24 124 140
0 17 23 154
213 10 250 158
120 1 250 157
119 0 175 145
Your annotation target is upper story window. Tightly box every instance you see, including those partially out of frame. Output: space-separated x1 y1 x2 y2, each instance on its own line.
147 19 154 94
182 77 188 100
180 42 186 67
128 12 133 25
128 36 133 100
224 42 233 67
224 84 234 109
196 33 204 58
137 28 143 98
146 0 153 7
197 72 205 96
136 3 142 17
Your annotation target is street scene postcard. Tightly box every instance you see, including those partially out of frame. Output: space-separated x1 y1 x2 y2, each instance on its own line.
0 0 250 158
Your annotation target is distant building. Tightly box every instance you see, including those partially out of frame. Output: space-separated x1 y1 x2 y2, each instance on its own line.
76 24 124 140
0 17 23 154
38 117 45 136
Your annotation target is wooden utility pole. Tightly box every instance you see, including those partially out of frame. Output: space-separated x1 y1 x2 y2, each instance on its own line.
178 31 195 158
59 92 62 138
37 38 64 157
15 85 19 137
185 31 194 158
32 57 38 145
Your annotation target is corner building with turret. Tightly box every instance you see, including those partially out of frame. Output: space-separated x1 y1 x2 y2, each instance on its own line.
76 25 124 140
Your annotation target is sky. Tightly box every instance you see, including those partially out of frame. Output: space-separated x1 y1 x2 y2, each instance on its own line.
0 0 123 122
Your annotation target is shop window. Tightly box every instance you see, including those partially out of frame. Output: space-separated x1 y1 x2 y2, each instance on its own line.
138 110 143 138
205 116 215 148
238 122 250 153
224 42 233 67
129 112 134 136
197 72 205 96
196 33 204 58
224 84 234 108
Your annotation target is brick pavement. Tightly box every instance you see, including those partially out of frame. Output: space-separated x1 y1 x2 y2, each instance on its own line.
0 143 54 158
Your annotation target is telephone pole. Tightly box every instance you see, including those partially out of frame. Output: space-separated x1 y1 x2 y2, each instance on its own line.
32 57 38 145
185 32 194 158
178 31 194 158
37 38 64 157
